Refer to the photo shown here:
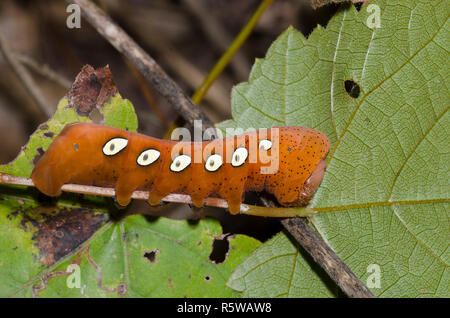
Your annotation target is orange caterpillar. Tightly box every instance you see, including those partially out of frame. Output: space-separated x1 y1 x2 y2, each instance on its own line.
31 123 330 214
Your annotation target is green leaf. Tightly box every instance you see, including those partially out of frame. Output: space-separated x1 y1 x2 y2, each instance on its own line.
31 216 260 298
227 232 336 297
0 93 260 297
223 0 449 297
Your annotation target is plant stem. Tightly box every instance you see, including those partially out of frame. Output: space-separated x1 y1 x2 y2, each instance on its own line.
0 173 311 218
191 0 275 104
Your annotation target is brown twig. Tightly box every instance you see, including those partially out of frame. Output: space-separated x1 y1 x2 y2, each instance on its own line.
70 0 214 130
0 173 308 218
0 30 52 119
109 15 232 120
95 0 170 129
282 217 375 298
124 59 170 129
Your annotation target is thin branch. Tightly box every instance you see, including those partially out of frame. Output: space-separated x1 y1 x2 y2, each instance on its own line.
71 0 214 130
0 30 53 119
0 173 311 218
124 59 170 129
95 0 170 129
114 20 232 119
15 53 72 90
282 217 375 297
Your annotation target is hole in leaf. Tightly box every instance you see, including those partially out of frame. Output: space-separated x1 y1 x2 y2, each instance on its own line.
204 275 211 282
143 249 160 263
32 147 45 166
209 235 230 264
187 218 200 226
39 123 49 130
354 2 364 11
344 80 361 98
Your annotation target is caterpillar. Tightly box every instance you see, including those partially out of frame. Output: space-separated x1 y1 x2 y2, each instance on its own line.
31 123 330 215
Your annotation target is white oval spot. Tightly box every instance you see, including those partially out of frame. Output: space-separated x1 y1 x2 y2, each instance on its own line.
102 138 128 156
137 149 160 166
259 139 272 151
205 154 223 172
231 147 248 167
170 154 191 172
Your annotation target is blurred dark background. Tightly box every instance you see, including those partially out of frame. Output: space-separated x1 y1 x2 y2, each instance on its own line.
0 0 351 242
